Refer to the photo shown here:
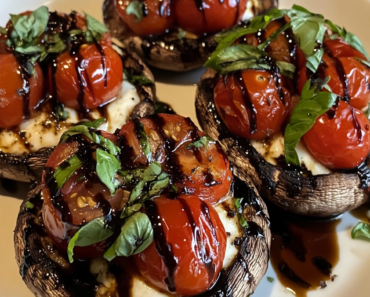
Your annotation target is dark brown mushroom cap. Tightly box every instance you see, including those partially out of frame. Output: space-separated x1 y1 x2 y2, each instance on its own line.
14 177 270 297
102 0 279 72
195 68 370 217
0 50 156 183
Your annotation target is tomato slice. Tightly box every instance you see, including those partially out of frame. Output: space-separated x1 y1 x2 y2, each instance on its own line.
115 0 174 36
134 195 226 296
214 70 291 140
0 54 44 128
118 114 232 204
303 100 370 169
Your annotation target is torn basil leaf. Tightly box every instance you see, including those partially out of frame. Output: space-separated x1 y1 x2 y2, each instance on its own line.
78 118 106 128
68 217 114 263
155 101 176 115
54 101 68 121
351 222 370 241
96 149 121 195
187 135 215 150
306 48 324 73
234 198 249 229
177 28 186 39
121 203 143 219
124 69 153 86
135 121 153 163
92 133 121 156
85 13 108 35
126 1 144 22
59 125 93 143
276 61 296 79
54 155 83 189
104 212 153 261
267 276 275 283
284 79 337 165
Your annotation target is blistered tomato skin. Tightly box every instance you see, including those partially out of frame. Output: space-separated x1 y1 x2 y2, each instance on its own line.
115 0 174 36
303 100 370 169
0 54 44 129
214 70 291 140
119 114 232 204
174 0 247 35
53 43 123 111
324 38 367 60
134 195 227 296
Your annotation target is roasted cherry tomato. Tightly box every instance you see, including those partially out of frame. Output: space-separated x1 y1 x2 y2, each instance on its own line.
42 133 124 260
214 70 291 140
174 0 247 35
53 42 123 111
303 100 370 169
135 195 226 296
0 54 44 128
115 0 174 36
324 38 367 60
118 114 232 204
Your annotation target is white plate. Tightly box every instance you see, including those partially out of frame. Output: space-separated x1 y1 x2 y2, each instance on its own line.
1 0 370 296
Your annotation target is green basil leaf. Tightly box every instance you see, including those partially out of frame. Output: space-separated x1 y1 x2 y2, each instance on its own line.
284 79 337 165
54 101 68 121
154 101 176 114
351 222 370 241
267 276 275 283
126 1 144 22
54 155 83 189
276 61 296 79
24 201 34 210
78 118 106 128
357 57 370 69
135 121 153 163
15 45 45 54
142 161 162 182
96 149 121 195
148 176 169 197
105 212 153 261
0 27 7 35
234 198 242 210
69 29 83 36
177 28 186 39
92 133 121 156
258 22 291 50
68 217 114 263
306 48 324 73
234 198 248 228
187 135 215 150
124 69 153 86
59 125 93 143
121 203 143 219
85 13 108 35
129 180 145 204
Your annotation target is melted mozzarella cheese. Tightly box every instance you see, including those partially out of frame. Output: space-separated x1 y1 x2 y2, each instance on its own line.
250 132 331 175
0 77 140 155
91 196 242 297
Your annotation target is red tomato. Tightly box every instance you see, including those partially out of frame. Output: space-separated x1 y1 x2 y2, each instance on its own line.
317 53 345 97
135 195 226 296
0 54 44 128
119 114 232 204
174 0 247 35
42 134 123 260
324 38 367 60
303 100 370 169
214 70 291 140
53 43 123 111
115 0 174 36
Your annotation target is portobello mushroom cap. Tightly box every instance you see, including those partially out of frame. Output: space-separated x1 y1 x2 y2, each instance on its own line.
14 177 271 297
102 0 279 72
195 69 370 217
0 49 156 183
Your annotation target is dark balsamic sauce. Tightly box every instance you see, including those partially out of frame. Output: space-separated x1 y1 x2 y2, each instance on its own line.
145 199 178 292
14 55 31 120
269 203 340 297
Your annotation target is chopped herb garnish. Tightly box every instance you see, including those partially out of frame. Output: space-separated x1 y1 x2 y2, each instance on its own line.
351 222 370 241
187 135 215 150
126 1 144 22
53 154 83 189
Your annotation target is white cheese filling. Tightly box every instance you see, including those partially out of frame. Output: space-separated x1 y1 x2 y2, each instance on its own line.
92 196 242 297
250 132 331 175
0 77 140 155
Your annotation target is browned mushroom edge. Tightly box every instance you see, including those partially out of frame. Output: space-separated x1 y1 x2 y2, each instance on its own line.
195 68 370 217
14 176 270 297
102 0 279 72
0 49 156 183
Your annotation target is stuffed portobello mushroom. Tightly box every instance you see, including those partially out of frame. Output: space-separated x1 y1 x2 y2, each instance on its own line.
196 5 370 217
0 7 155 182
14 114 270 297
102 0 278 71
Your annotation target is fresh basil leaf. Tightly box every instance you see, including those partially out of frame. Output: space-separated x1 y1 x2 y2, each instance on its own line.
351 222 370 241
121 203 143 219
54 101 68 121
239 215 249 228
85 13 108 34
258 22 291 50
68 217 114 263
284 79 337 165
126 1 144 22
54 155 83 189
187 135 215 150
177 28 186 39
96 149 121 195
59 125 93 143
78 118 106 128
306 48 324 73
155 101 176 114
267 276 275 283
0 27 7 35
147 176 169 197
206 44 269 74
234 198 248 228
234 198 242 210
105 212 153 261
24 201 34 210
135 121 153 163
129 180 145 204
142 161 162 182
357 57 370 69
69 29 83 36
124 69 153 86
92 133 121 156
276 61 296 79
15 45 45 54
